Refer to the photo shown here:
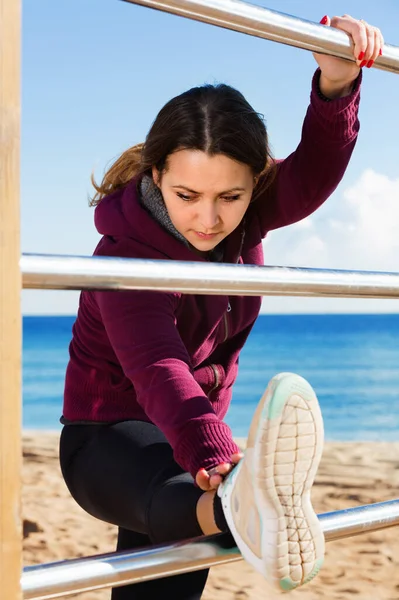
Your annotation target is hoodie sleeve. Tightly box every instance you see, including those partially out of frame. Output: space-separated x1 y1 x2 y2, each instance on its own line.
95 288 240 478
251 68 361 236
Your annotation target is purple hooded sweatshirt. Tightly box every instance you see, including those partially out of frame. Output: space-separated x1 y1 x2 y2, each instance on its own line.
63 70 361 478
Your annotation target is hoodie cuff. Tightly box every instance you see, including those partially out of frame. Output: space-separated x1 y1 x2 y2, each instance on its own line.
173 419 241 478
309 68 362 144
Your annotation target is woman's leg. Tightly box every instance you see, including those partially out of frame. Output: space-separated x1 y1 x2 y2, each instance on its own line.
112 527 209 600
59 421 215 599
59 373 325 597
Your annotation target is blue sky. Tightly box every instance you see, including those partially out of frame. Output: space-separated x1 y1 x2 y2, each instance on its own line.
21 0 399 314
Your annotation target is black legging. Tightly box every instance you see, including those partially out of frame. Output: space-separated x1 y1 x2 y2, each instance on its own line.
60 420 215 599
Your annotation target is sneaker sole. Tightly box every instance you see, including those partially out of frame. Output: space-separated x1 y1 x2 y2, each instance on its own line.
221 373 325 591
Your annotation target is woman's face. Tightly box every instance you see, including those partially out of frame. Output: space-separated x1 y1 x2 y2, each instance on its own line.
153 150 255 254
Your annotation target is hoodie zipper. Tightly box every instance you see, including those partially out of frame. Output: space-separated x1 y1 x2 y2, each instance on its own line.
208 301 231 396
223 301 232 343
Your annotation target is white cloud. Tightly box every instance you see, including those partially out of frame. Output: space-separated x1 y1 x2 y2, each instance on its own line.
261 169 399 313
264 169 399 271
342 170 399 265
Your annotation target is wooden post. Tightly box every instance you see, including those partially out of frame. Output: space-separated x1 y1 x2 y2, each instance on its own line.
0 0 22 599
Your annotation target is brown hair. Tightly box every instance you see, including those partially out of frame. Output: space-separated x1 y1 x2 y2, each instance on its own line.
90 83 275 206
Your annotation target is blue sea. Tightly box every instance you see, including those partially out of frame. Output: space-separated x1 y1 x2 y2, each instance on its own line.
23 314 399 441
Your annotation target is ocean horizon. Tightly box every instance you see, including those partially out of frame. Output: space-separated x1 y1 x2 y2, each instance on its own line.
23 313 399 441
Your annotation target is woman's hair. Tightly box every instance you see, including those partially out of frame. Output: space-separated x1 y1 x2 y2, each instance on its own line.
90 83 275 206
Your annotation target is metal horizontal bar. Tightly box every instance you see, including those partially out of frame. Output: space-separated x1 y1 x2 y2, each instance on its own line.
21 253 399 299
22 498 399 600
122 0 399 74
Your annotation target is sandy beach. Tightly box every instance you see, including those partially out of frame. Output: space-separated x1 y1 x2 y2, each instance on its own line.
22 432 399 599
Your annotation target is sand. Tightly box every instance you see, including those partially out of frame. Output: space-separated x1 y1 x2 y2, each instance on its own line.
22 432 399 599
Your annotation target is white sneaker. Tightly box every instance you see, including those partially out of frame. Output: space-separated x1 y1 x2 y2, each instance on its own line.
218 373 325 592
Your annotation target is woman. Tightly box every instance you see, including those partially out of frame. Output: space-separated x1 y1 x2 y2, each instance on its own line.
59 14 383 599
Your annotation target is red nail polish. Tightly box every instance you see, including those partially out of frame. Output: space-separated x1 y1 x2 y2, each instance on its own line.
360 60 367 68
358 51 365 61
379 48 383 56
367 59 374 68
319 15 328 25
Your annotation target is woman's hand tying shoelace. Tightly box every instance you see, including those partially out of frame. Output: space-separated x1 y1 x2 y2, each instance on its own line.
195 452 243 491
